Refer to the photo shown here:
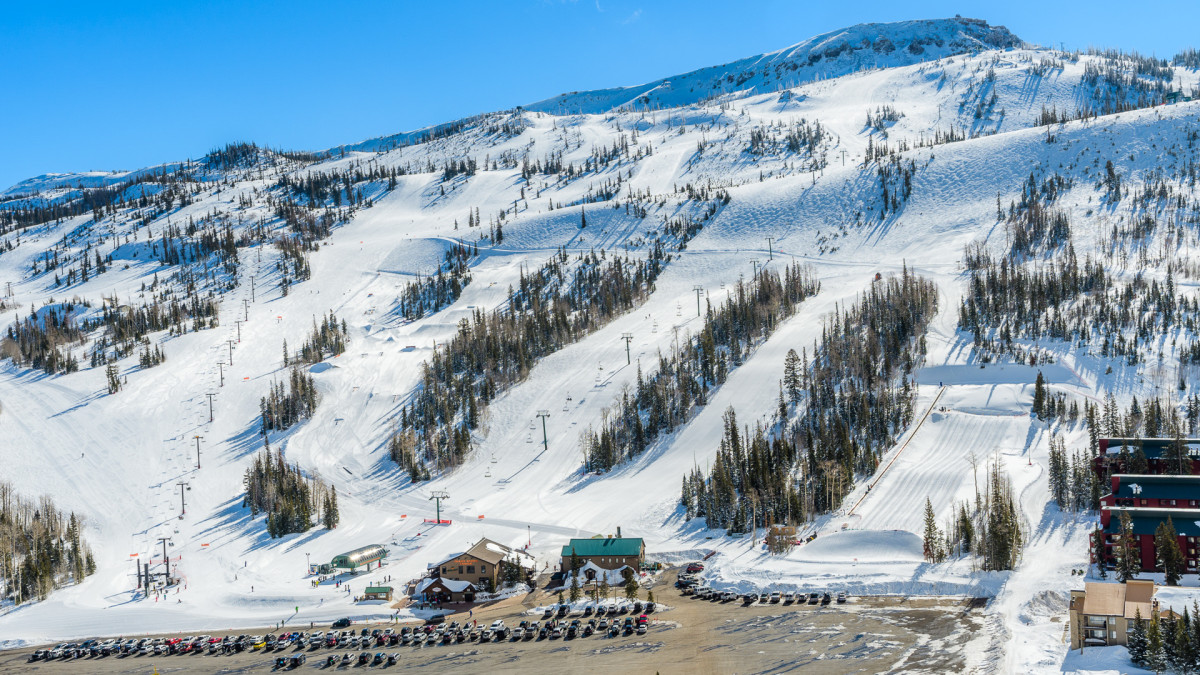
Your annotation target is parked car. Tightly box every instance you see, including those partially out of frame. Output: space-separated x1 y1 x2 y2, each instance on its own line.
783 591 796 604
821 592 832 605
331 618 351 629
769 591 782 604
837 591 847 603
686 562 705 573
808 592 820 605
721 590 738 602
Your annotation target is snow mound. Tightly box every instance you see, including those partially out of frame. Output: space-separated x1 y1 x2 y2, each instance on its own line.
1020 590 1068 624
791 530 924 563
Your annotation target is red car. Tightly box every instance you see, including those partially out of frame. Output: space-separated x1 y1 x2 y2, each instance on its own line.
685 562 704 573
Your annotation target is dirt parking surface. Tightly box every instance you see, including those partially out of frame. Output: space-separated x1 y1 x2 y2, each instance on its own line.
0 571 988 674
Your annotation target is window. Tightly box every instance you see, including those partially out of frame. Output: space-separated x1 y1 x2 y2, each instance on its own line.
467 565 475 574
1141 499 1148 506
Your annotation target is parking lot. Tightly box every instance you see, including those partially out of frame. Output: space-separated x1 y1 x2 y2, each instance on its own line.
0 568 990 673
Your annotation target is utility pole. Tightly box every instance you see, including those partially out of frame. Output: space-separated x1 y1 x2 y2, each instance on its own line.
250 275 256 302
235 320 242 342
193 435 204 469
766 236 774 260
751 259 760 278
176 482 189 518
620 333 633 365
156 537 172 584
227 340 235 366
429 490 449 524
243 299 249 321
206 393 216 422
693 285 704 317
537 410 551 452
218 361 224 387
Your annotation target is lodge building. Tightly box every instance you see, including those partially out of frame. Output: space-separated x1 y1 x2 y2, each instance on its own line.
1098 474 1200 572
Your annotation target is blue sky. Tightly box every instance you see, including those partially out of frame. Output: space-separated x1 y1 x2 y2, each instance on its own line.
2 0 1197 191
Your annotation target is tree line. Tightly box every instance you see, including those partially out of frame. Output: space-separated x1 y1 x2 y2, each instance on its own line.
0 481 95 606
242 448 339 537
583 262 820 472
394 243 476 321
922 462 1023 570
390 249 663 480
260 366 319 433
681 269 937 530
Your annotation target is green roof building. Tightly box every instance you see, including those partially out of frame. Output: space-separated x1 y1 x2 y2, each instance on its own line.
560 536 645 571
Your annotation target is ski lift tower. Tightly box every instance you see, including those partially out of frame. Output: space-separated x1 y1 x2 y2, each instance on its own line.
429 490 450 525
537 410 551 452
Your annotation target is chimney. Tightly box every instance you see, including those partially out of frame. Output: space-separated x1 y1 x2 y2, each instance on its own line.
617 526 622 538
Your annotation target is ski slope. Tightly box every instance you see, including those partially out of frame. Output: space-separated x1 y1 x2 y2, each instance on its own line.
3 18 1200 674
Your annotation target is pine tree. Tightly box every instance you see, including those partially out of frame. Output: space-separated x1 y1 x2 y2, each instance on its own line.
1170 607 1193 674
1117 511 1141 582
1155 517 1184 586
622 568 639 599
1169 426 1193 475
323 486 339 529
1146 613 1168 673
923 497 943 563
783 348 801 403
959 504 974 553
1128 608 1148 666
569 574 581 602
1032 371 1046 419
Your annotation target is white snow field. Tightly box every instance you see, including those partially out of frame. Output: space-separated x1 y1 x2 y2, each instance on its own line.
2 16 1200 674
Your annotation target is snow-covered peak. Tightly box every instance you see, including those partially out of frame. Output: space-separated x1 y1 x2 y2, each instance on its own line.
524 17 1023 114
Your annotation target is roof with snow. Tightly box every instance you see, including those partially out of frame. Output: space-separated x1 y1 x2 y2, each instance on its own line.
416 577 476 594
1101 438 1200 458
1110 474 1200 500
561 537 644 558
1103 507 1200 536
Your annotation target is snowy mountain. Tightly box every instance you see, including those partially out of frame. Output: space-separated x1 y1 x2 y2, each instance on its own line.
1 16 1199 674
525 17 1023 114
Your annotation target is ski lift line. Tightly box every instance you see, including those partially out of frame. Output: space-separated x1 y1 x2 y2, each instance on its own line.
845 385 946 518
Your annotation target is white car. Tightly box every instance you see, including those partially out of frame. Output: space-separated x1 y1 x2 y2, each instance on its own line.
769 591 782 603
783 591 795 603
489 619 505 630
